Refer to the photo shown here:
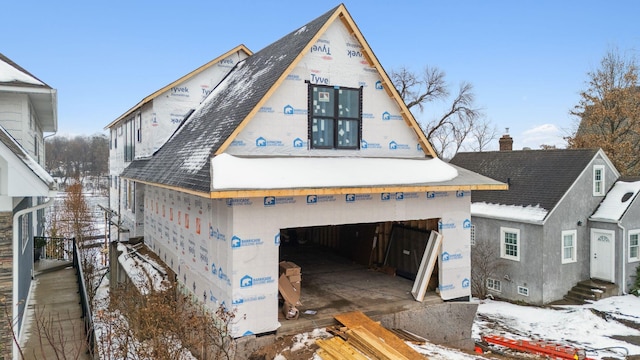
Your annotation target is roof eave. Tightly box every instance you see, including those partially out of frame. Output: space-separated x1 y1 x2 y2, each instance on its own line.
104 44 253 130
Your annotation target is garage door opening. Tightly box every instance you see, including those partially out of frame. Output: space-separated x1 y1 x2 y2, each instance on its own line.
277 220 442 334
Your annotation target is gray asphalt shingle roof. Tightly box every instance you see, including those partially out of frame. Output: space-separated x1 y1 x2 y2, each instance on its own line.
449 148 600 211
122 6 339 193
0 52 51 88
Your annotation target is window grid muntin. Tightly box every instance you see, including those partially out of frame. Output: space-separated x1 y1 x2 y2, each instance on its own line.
593 165 605 196
500 227 520 261
486 278 501 292
309 84 361 150
517 286 529 296
470 224 476 246
562 230 577 264
630 231 640 262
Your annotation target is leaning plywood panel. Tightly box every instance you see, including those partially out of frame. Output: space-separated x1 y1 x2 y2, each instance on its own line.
412 231 442 302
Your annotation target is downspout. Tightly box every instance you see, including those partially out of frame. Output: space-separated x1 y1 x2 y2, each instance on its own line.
12 191 57 359
619 222 627 295
42 131 57 172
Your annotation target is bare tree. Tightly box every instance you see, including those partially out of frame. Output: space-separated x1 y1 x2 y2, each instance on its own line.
45 134 109 185
391 66 492 158
471 240 506 299
567 47 640 175
470 118 499 152
97 278 237 359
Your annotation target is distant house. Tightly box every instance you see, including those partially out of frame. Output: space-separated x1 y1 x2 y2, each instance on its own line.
450 135 631 304
0 53 57 357
108 4 505 337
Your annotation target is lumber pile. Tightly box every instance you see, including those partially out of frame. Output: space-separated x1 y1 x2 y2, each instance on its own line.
316 311 427 360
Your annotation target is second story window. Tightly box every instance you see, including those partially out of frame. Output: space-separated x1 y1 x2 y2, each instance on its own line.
308 84 361 149
34 135 40 163
124 119 134 162
500 227 520 261
136 113 142 143
593 165 605 196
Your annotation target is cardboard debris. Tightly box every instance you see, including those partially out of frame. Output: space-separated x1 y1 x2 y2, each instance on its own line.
278 274 301 306
283 301 299 320
279 261 303 320
279 261 301 276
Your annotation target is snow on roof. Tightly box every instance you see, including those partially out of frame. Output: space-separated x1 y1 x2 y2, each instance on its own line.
0 126 54 186
173 58 278 174
117 243 168 294
471 202 548 223
211 153 458 189
590 181 640 222
0 57 44 85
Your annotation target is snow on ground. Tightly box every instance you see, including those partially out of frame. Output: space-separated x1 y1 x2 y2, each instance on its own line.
274 295 640 359
70 190 640 359
474 296 640 359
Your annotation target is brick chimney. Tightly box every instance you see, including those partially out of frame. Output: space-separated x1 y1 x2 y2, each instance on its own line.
499 128 513 151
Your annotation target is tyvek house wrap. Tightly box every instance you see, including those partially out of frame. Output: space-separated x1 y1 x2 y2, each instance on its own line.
226 19 425 158
144 184 473 336
137 6 475 336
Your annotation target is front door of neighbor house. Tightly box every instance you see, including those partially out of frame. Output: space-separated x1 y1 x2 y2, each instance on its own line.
590 229 615 282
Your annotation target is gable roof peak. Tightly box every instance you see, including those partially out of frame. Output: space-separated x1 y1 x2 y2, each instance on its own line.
123 3 438 192
0 52 50 88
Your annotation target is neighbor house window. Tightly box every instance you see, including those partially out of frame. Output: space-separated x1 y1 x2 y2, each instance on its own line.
34 135 39 163
593 165 605 196
630 230 640 262
500 227 520 261
517 286 529 296
308 84 361 149
20 213 32 252
486 278 501 292
470 224 476 246
561 230 577 264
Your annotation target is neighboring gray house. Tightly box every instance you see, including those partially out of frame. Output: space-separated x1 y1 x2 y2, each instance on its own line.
589 177 640 295
450 140 620 305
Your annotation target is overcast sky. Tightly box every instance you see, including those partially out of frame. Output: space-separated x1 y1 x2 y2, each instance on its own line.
3 0 639 150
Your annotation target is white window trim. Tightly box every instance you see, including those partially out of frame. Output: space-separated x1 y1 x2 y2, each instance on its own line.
561 229 577 264
517 286 529 296
629 230 640 262
470 224 476 246
593 165 605 196
500 227 520 261
486 278 501 292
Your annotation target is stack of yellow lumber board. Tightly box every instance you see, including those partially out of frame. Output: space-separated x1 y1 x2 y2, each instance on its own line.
316 311 427 359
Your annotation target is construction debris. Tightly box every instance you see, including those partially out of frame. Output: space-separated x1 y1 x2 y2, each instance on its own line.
316 311 427 360
481 334 592 360
278 261 302 320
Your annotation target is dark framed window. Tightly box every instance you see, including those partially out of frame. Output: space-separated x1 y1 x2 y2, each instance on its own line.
308 84 361 149
124 118 134 162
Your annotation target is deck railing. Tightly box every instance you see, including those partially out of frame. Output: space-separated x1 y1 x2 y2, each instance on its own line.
35 236 96 358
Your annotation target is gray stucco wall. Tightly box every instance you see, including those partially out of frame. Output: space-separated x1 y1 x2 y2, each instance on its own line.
620 195 640 294
472 216 545 304
539 156 616 303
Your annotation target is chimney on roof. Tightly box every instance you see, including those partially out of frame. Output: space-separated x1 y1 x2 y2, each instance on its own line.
499 128 513 151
